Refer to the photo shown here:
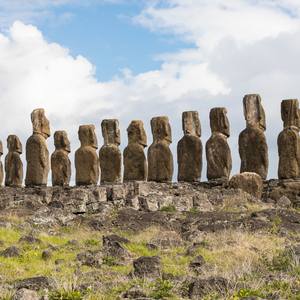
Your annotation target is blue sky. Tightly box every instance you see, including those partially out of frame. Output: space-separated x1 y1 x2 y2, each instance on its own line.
38 1 191 80
1 0 300 181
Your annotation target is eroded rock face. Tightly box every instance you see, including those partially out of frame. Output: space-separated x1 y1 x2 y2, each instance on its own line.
206 108 232 180
5 135 23 187
239 94 268 179
25 109 50 187
123 120 147 181
99 119 121 184
278 99 300 179
51 131 71 186
0 141 4 186
148 116 173 182
177 111 202 182
75 125 99 186
229 172 263 198
133 256 161 278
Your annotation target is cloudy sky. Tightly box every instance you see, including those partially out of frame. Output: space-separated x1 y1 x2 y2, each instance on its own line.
1 0 300 182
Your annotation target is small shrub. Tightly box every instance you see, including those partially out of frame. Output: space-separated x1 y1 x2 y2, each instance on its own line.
103 256 117 266
84 239 99 247
49 290 83 300
150 279 174 299
160 205 176 213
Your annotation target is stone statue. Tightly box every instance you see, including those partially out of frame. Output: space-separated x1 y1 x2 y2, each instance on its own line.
239 94 268 179
0 141 3 186
123 120 147 181
177 111 202 182
51 131 71 186
99 119 122 184
206 108 232 180
278 99 300 179
25 109 50 187
75 125 99 186
148 116 173 182
5 135 23 187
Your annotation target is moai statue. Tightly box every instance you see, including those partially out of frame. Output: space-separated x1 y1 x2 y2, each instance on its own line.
148 116 173 182
0 141 3 186
75 125 99 186
278 99 300 179
25 109 51 187
123 120 147 181
206 108 232 180
239 94 269 179
177 111 202 182
99 119 121 184
51 131 71 186
5 135 23 187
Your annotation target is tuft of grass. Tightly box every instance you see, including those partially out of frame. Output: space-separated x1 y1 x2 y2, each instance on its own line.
125 242 159 257
49 290 83 300
160 205 177 213
0 227 21 246
149 279 174 299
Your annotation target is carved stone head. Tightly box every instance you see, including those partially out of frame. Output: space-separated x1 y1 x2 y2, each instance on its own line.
78 125 98 149
127 120 147 147
0 141 3 156
210 107 230 137
54 131 71 153
243 94 266 131
7 135 22 154
31 108 51 138
151 116 172 144
281 99 300 129
182 111 201 137
101 119 121 146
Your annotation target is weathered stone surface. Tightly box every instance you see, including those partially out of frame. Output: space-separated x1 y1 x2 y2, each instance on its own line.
123 120 147 181
25 109 50 187
148 116 173 182
15 276 56 291
229 172 263 198
12 289 39 300
1 245 20 257
77 250 103 268
177 111 202 182
278 99 300 179
189 255 206 274
239 94 268 179
51 131 71 186
75 125 99 186
102 234 130 260
206 108 232 180
5 135 23 187
0 141 4 186
133 256 161 278
188 277 229 299
99 119 121 184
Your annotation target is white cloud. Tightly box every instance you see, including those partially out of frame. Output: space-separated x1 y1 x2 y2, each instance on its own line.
1 1 300 182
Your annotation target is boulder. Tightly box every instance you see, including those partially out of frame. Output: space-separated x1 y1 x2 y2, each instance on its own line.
229 172 263 198
12 289 39 300
133 256 161 278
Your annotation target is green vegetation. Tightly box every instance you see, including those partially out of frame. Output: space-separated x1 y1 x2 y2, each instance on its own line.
0 214 299 299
